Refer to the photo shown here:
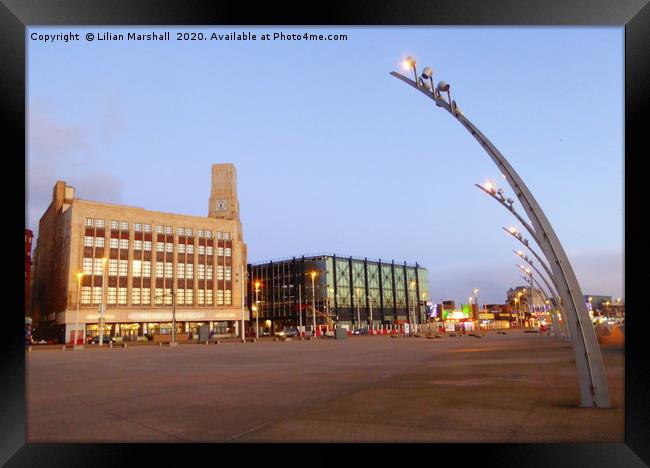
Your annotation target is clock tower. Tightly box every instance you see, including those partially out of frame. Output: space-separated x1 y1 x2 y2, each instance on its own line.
208 163 240 220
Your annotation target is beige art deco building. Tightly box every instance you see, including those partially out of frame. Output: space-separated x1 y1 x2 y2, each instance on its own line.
31 164 249 342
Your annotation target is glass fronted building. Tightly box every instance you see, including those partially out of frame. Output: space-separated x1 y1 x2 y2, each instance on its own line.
248 255 430 332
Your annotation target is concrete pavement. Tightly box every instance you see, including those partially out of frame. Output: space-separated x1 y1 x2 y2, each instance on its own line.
26 331 624 442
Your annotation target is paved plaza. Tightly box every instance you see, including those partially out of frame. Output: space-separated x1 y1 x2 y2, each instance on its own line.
26 331 624 442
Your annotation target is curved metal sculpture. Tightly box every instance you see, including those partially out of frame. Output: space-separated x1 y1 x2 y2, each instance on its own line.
390 60 609 407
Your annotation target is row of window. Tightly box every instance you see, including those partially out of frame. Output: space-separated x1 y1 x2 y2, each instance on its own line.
80 286 231 305
85 237 231 256
82 258 231 279
85 218 232 242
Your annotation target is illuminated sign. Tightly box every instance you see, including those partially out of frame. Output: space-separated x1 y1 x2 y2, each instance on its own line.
442 310 470 320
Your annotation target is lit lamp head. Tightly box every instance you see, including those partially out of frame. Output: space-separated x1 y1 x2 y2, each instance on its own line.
483 181 496 194
310 271 317 280
76 272 84 281
402 56 416 70
254 281 261 292
509 227 518 235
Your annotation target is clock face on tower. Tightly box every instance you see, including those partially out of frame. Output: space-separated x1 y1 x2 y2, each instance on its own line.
215 199 228 211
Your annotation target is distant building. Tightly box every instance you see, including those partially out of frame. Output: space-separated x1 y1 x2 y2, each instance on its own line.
248 255 430 331
25 229 33 317
30 164 248 343
584 295 612 314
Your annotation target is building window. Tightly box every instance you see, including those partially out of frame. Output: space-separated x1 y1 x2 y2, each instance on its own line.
164 288 172 305
187 244 194 254
216 231 223 240
225 267 232 280
143 224 152 233
155 288 164 305
134 223 142 232
92 287 102 305
224 290 232 305
216 290 224 305
217 247 224 257
156 263 164 278
156 225 165 233
186 289 193 305
176 289 185 305
134 240 143 250
143 241 152 251
164 262 173 277
223 232 230 240
217 266 224 280
142 288 151 305
225 248 232 257
206 246 213 256
198 245 205 255
178 244 186 254
206 266 213 280
165 243 173 253
84 236 94 247
177 263 185 279
165 226 173 235
83 258 93 275
119 221 128 230
95 219 105 228
186 264 193 279
108 287 117 305
81 286 92 304
132 287 141 305
156 242 164 252
118 287 127 305
96 237 105 248
206 290 213 305
186 228 193 236
197 264 205 279
142 261 151 277
108 259 118 276
119 260 128 277
178 227 185 236
110 238 119 249
111 220 119 230
93 260 104 276
198 229 204 238
85 218 94 227
197 289 205 305
119 239 129 249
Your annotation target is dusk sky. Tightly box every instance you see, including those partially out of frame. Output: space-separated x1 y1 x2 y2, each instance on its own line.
26 26 624 305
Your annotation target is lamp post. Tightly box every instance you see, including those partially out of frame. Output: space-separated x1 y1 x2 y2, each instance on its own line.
368 295 373 334
74 272 83 350
240 265 247 342
254 281 260 339
355 288 361 331
410 280 416 334
473 288 479 323
391 58 609 407
310 271 317 337
298 284 303 337
99 257 108 347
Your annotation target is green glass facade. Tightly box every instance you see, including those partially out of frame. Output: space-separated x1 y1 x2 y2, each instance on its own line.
248 255 430 330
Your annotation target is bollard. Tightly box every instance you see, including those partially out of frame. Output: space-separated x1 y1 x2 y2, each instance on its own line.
158 342 162 347
27 346 32 352
62 345 66 351
122 343 128 348
216 340 220 345
109 342 113 349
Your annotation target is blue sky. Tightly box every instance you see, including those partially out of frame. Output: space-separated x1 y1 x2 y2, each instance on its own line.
26 26 624 305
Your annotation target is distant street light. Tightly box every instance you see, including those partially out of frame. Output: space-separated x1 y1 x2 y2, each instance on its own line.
254 281 261 339
74 272 83 350
311 271 317 337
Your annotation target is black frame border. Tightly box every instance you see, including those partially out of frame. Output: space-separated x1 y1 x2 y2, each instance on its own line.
2 0 648 466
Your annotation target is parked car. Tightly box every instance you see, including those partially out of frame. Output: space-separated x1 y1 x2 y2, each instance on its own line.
261 330 271 337
91 335 115 344
275 329 298 338
352 328 369 335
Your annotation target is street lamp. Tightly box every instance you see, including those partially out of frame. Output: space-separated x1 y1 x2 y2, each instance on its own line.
254 281 261 339
310 271 317 337
473 288 479 322
99 257 108 347
392 59 610 407
74 272 83 350
410 280 416 334
355 288 361 332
